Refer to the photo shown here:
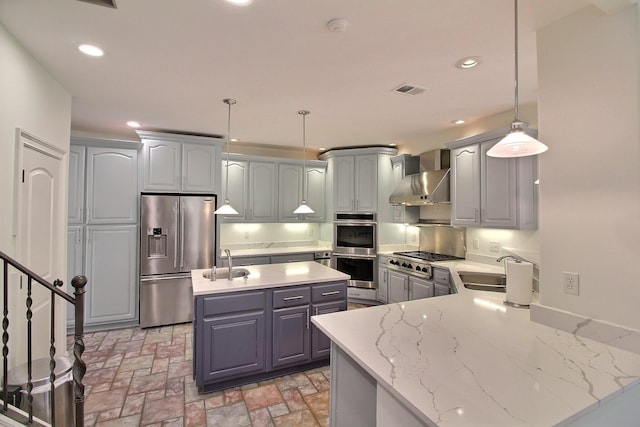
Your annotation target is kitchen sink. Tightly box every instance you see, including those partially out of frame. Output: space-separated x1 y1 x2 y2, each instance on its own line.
458 271 506 292
202 267 250 280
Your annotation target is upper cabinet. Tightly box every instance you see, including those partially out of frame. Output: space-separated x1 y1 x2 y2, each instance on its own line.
278 162 326 222
137 131 223 193
390 155 419 224
68 145 86 224
86 147 138 224
321 147 397 214
447 129 538 229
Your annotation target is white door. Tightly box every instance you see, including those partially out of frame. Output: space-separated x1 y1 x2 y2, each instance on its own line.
11 130 66 368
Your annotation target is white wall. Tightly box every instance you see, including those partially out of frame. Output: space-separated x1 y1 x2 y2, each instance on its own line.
537 5 640 329
0 24 71 254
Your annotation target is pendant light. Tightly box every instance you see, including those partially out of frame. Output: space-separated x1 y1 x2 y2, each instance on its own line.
293 110 315 215
486 0 548 158
214 98 239 215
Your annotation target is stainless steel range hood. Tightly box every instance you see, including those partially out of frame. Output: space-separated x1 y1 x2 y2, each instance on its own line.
389 149 451 206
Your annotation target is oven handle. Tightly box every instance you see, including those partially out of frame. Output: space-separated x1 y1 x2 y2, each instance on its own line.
332 253 377 260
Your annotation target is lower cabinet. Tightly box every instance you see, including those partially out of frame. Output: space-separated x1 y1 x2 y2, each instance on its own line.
219 252 314 267
409 277 434 300
380 265 451 303
194 281 347 392
388 270 409 303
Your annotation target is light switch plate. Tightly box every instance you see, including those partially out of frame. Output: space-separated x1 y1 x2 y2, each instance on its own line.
489 241 500 253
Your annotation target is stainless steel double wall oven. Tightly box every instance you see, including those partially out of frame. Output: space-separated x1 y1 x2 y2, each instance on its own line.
331 212 377 290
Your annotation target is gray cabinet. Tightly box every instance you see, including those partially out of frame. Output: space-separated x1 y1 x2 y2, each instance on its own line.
270 253 314 264
409 276 434 300
138 131 222 192
195 281 346 392
84 225 138 326
222 159 277 222
278 163 327 222
197 291 266 383
68 145 85 224
433 267 452 296
377 256 389 303
332 154 378 212
390 155 420 224
86 147 138 224
219 253 314 267
66 225 84 326
449 131 537 229
388 270 409 303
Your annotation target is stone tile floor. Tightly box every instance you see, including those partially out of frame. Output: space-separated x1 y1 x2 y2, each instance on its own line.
69 324 332 427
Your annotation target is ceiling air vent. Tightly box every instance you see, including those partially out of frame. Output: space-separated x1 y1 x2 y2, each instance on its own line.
392 83 427 96
77 0 117 8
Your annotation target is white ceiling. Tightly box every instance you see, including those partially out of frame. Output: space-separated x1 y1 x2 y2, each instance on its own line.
0 0 596 151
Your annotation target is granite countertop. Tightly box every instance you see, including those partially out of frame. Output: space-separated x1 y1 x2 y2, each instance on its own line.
192 261 349 296
312 260 640 426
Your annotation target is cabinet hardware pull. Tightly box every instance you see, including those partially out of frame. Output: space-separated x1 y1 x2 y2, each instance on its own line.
179 203 185 268
306 308 310 330
315 307 319 315
283 295 303 301
321 291 340 296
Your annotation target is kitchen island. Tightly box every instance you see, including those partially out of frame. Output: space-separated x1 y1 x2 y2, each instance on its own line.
312 260 640 426
191 261 349 393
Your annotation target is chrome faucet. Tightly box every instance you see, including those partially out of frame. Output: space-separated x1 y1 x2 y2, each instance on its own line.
496 255 522 263
209 265 216 281
224 249 233 280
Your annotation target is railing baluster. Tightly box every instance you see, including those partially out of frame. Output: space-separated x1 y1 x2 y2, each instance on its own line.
49 283 59 427
2 260 9 413
72 275 87 427
26 276 33 423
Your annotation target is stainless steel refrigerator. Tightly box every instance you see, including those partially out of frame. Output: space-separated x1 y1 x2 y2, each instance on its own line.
139 193 216 328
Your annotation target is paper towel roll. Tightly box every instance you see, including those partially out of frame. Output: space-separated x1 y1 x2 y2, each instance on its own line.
505 260 533 307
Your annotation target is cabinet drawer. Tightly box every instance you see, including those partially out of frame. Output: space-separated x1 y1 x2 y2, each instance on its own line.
312 282 346 303
201 291 265 317
433 268 450 285
273 287 311 309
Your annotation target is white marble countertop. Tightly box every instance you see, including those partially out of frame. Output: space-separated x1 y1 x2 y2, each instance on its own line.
192 261 349 296
312 260 640 426
221 245 332 258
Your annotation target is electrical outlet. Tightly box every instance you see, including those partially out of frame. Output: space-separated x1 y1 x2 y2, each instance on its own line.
563 272 580 296
489 241 500 253
473 239 480 249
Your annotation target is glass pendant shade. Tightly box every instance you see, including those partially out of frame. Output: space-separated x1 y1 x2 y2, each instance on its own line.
215 98 239 215
214 199 238 215
295 110 315 215
294 200 314 214
487 0 548 158
487 122 549 158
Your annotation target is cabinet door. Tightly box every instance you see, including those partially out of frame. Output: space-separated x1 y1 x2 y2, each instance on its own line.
391 159 405 223
434 283 450 297
200 310 266 382
451 145 481 227
311 300 345 359
182 143 219 192
272 305 311 368
305 166 326 221
68 145 85 224
270 253 314 264
278 163 303 221
388 270 409 303
219 255 271 267
86 147 138 224
409 277 434 300
220 160 249 221
334 156 355 212
143 140 181 191
66 226 84 326
377 265 388 303
480 141 517 228
354 154 378 212
249 162 277 221
84 225 137 325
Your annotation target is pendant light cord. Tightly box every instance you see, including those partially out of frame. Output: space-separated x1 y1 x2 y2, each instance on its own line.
223 98 236 201
299 110 309 202
513 0 519 122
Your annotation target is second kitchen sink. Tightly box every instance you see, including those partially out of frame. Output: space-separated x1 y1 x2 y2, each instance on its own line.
458 271 506 292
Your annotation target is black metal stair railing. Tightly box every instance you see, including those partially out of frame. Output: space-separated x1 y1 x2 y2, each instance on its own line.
0 249 87 427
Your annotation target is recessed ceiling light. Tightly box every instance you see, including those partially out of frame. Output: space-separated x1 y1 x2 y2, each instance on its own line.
451 119 465 125
78 43 104 57
225 0 254 6
230 138 239 142
389 143 398 147
455 56 480 69
127 121 141 128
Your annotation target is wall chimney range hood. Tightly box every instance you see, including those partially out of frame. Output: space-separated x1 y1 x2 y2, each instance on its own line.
389 149 451 206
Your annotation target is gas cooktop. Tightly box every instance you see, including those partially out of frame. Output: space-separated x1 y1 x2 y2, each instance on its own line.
392 251 463 262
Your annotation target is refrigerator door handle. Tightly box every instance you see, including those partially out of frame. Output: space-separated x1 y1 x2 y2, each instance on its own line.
140 272 192 281
173 200 179 269
180 199 185 269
